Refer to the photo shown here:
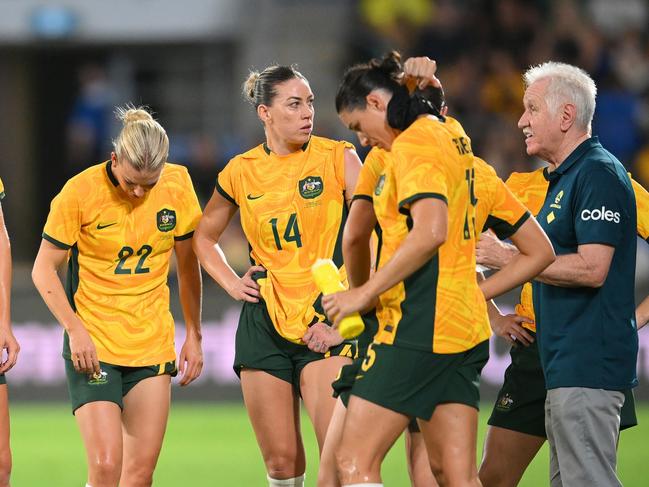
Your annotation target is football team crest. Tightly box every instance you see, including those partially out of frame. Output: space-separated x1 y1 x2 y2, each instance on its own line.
298 176 323 199
374 174 386 196
88 369 108 385
157 208 177 232
495 393 514 411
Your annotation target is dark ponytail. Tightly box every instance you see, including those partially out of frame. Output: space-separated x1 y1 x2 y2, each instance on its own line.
387 85 446 130
336 51 445 130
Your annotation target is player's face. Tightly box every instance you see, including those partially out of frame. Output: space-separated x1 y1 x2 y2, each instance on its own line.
339 103 395 151
518 78 563 161
111 153 163 201
263 77 314 145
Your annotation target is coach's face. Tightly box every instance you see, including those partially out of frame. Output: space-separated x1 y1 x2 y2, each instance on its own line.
518 78 563 162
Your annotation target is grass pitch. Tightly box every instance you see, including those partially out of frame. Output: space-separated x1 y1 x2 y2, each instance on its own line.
10 402 648 485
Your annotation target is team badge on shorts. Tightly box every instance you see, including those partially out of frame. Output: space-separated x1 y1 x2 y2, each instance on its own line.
495 393 514 411
374 174 386 196
157 208 177 232
88 370 108 385
298 176 323 199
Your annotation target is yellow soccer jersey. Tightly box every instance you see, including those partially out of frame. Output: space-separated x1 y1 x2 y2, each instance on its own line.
353 148 387 201
474 157 530 236
43 162 202 366
505 168 550 331
379 116 490 354
632 177 649 242
0 177 4 201
506 169 649 332
217 136 354 343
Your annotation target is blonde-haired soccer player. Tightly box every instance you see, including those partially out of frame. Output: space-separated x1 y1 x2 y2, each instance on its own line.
32 106 203 487
0 178 19 487
193 65 365 487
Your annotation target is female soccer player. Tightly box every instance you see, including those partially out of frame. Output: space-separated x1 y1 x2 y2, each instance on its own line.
193 65 363 487
32 107 203 487
0 178 19 487
322 52 554 487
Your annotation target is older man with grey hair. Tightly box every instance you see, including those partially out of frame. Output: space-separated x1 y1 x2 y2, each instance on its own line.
513 62 638 486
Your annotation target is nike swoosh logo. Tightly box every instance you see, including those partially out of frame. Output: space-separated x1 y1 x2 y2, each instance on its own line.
96 222 117 230
247 193 264 200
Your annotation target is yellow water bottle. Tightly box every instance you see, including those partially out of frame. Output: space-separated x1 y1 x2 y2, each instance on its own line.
311 259 365 339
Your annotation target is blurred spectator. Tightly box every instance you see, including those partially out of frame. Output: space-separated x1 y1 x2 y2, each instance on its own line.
65 64 116 173
349 0 649 182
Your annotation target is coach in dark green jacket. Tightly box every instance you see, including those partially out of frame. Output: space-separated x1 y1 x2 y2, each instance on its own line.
518 61 637 487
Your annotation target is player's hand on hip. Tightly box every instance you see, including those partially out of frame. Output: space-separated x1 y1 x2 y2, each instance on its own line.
229 265 266 303
178 331 203 386
68 325 100 375
302 322 343 353
0 329 20 374
491 313 535 347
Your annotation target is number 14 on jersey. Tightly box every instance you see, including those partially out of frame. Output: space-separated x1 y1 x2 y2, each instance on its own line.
269 212 303 250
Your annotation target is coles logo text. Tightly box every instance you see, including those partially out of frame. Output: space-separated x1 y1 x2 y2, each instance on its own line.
580 207 620 223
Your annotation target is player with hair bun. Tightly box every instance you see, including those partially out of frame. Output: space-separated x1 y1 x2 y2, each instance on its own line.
194 64 366 487
32 105 203 487
324 51 554 487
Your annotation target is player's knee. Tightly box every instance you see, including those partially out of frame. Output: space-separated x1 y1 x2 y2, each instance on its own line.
478 454 509 487
335 445 371 481
124 469 154 487
265 451 302 480
122 458 157 487
88 455 121 484
428 462 446 486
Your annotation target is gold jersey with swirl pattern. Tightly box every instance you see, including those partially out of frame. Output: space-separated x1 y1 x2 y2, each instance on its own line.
371 116 490 353
216 136 354 343
42 162 202 366
354 146 528 352
506 168 649 332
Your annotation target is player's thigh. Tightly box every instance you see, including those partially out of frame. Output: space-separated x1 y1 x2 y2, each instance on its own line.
240 369 304 466
300 355 351 450
419 403 479 482
75 401 124 467
67 360 124 465
121 374 172 471
479 426 545 487
338 394 410 470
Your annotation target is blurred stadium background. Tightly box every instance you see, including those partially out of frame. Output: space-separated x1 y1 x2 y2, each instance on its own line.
1 0 648 484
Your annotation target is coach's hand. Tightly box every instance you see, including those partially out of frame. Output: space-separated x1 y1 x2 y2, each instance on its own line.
491 313 535 347
476 230 518 270
228 265 266 303
178 331 203 386
68 324 100 375
0 327 19 374
302 322 343 354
